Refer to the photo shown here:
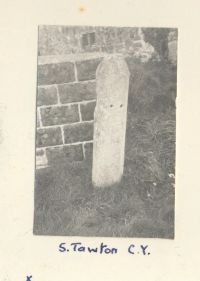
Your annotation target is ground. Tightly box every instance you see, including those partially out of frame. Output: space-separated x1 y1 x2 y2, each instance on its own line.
34 59 176 239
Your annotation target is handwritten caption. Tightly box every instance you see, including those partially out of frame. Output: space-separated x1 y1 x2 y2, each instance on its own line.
59 242 150 255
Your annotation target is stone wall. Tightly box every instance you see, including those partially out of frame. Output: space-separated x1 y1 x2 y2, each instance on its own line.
36 56 102 168
38 26 155 62
36 26 177 169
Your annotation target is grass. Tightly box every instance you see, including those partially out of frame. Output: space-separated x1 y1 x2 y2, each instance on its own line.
34 59 176 238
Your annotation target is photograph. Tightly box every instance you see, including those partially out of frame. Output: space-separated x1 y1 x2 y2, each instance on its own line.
34 25 177 238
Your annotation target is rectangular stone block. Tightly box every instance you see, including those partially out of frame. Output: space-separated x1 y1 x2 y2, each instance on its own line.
58 81 96 103
76 58 102 81
92 56 130 187
84 142 93 160
63 122 93 144
40 105 79 126
36 127 62 147
37 62 75 86
46 144 84 165
80 101 96 121
37 86 58 106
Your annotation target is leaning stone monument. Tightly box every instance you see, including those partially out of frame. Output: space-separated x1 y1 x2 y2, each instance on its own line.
92 55 130 187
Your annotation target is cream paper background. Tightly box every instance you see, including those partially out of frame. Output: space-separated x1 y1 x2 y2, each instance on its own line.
0 0 200 280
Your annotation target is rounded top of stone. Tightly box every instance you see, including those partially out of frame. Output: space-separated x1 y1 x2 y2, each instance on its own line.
95 54 130 104
96 54 130 78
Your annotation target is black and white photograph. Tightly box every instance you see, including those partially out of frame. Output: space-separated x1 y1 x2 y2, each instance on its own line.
34 25 177 238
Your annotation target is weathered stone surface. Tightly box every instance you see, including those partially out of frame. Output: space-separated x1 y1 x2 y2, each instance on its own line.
36 149 45 156
168 29 178 42
36 114 40 127
58 81 96 103
92 55 130 187
76 58 102 81
36 127 62 147
63 122 93 144
37 62 75 85
37 86 58 106
132 41 143 48
101 45 115 53
36 149 48 168
80 101 96 121
46 144 83 164
84 142 93 160
38 26 140 56
40 105 79 126
168 41 177 64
